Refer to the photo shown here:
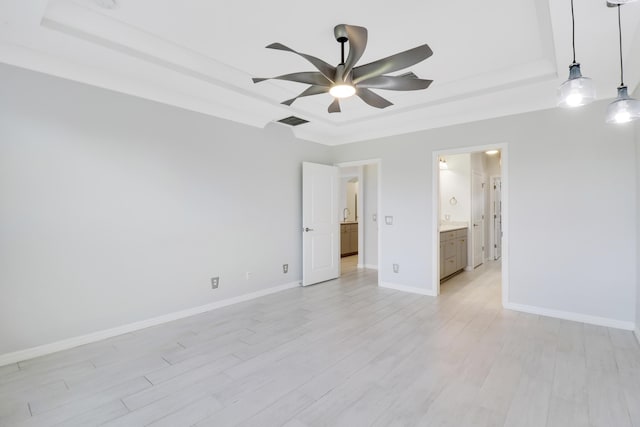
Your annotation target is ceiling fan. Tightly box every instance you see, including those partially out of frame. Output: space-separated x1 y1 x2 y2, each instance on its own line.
252 24 434 113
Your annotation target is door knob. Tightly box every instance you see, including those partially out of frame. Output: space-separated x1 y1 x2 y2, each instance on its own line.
473 223 479 227
304 227 314 232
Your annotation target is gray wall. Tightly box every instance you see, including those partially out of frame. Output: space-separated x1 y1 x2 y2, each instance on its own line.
332 101 637 325
0 64 331 355
1 62 638 358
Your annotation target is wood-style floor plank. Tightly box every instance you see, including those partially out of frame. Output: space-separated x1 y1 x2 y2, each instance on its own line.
0 258 638 427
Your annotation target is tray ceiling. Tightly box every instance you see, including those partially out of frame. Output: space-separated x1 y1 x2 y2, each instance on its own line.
1 0 639 144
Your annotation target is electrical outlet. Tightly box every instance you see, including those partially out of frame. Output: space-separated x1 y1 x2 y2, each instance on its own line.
373 214 377 222
393 264 400 273
283 264 289 274
211 277 219 289
245 272 252 280
385 216 393 225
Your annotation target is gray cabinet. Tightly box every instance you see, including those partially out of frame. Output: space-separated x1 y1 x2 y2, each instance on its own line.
439 228 468 281
340 223 358 256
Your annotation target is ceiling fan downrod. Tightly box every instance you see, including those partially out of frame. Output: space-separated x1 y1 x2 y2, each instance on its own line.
334 24 349 65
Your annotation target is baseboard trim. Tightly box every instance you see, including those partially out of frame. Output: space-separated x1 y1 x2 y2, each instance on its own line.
0 281 300 367
504 302 635 331
379 281 436 297
363 264 378 270
635 328 640 345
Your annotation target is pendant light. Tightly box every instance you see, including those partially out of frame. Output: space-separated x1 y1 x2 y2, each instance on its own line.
557 0 596 108
605 4 640 124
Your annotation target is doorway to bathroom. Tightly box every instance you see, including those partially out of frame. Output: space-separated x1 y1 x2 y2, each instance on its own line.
336 160 381 278
432 144 508 304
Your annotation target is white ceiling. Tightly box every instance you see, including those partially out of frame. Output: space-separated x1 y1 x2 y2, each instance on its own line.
1 0 639 145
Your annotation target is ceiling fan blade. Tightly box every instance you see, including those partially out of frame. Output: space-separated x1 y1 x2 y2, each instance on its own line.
252 72 332 86
341 25 368 80
352 44 433 84
266 43 336 83
356 88 393 109
357 76 433 91
328 98 341 113
281 85 330 106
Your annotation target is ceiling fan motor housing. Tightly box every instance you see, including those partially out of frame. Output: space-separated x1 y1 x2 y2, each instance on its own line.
334 24 349 43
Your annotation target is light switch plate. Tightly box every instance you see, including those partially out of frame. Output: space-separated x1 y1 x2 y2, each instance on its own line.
385 216 393 225
373 214 377 222
393 264 400 273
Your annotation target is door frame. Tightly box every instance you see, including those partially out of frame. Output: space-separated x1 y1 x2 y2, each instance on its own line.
471 170 486 268
432 144 509 307
335 159 382 285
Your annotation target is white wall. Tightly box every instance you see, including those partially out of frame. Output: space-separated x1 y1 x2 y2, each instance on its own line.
363 164 378 268
636 119 640 340
346 181 358 222
0 64 331 356
440 154 471 223
339 167 359 223
332 100 637 326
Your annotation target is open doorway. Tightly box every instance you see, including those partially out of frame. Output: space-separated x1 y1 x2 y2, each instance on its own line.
339 167 361 275
336 160 381 280
432 145 508 305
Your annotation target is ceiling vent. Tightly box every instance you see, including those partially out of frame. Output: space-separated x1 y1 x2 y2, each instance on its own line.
277 116 309 126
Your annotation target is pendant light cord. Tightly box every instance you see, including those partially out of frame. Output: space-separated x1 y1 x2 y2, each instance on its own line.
617 5 624 86
571 0 576 64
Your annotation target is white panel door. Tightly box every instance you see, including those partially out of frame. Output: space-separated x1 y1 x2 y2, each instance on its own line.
471 171 485 268
493 177 502 260
302 162 339 286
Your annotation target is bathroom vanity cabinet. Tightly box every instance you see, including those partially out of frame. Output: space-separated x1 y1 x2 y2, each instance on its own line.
440 227 468 280
340 222 358 257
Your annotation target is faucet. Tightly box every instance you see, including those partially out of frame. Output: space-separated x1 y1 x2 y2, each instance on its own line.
343 208 351 222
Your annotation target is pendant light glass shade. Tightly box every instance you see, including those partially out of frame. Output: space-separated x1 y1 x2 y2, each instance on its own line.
557 0 595 108
557 64 596 108
606 4 640 124
605 86 640 123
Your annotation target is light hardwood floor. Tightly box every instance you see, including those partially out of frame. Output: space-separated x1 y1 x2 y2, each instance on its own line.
1 262 639 426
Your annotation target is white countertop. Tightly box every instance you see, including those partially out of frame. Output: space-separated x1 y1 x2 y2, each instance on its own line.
439 224 468 232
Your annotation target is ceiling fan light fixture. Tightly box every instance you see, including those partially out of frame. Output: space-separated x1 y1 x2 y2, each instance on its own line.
557 64 596 108
605 86 640 123
329 84 356 99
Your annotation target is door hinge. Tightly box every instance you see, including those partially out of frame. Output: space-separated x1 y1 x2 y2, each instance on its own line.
482 246 485 251
494 244 497 248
